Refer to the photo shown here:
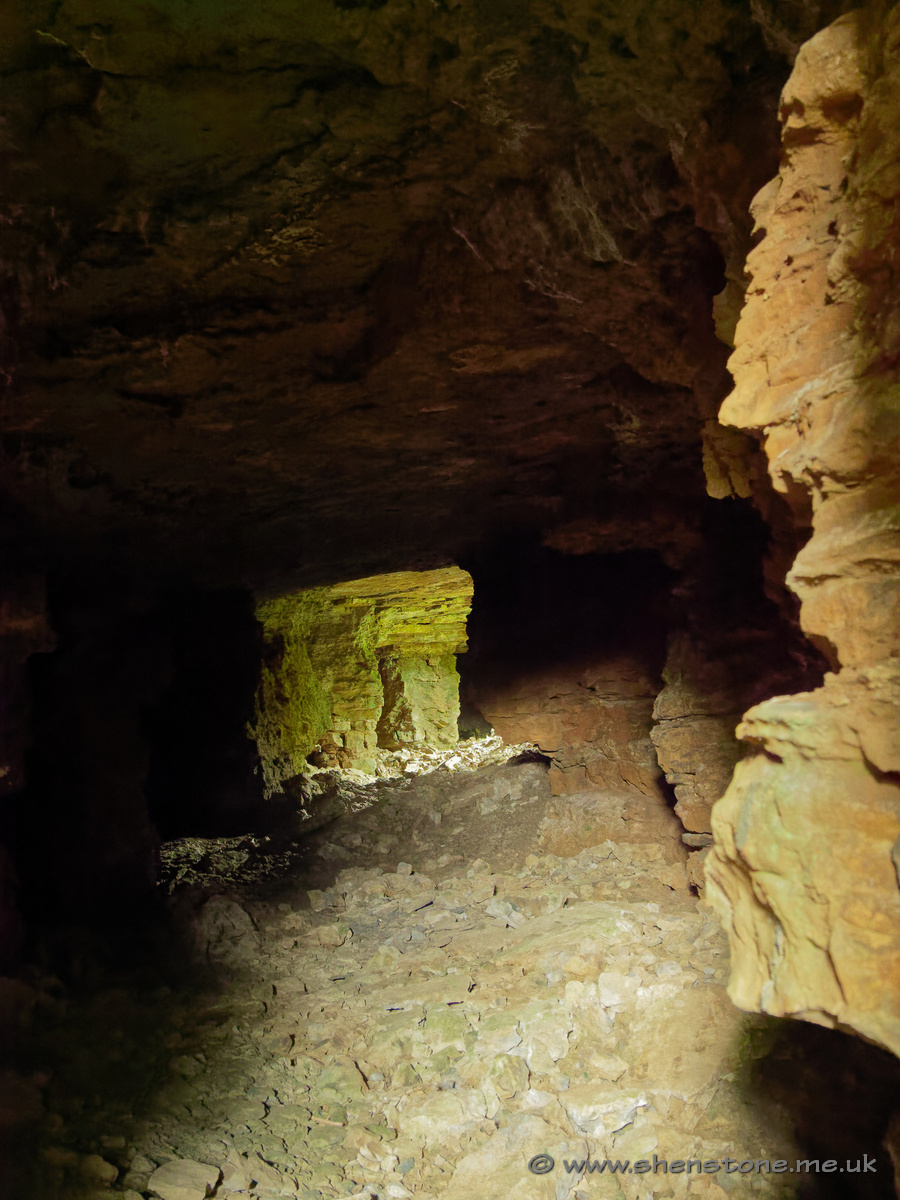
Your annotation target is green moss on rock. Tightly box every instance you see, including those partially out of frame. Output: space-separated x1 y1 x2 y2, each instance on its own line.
252 566 472 791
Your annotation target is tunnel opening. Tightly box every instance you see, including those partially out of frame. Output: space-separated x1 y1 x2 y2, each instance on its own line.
460 538 674 690
1 534 895 1200
7 529 883 1200
143 588 264 842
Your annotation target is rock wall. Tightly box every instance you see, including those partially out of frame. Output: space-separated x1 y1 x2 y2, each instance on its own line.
651 635 743 836
705 11 900 1057
650 627 817 891
476 654 686 866
649 491 827 892
376 654 461 752
0 574 54 964
479 655 662 799
650 538 826 893
253 567 472 789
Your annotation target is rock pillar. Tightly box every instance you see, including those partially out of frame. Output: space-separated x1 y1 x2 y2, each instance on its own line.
253 567 472 789
705 12 900 1057
376 652 461 750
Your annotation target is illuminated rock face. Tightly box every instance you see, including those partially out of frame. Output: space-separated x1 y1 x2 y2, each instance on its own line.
479 654 663 799
376 652 461 752
705 11 900 1057
650 634 745 836
253 567 472 788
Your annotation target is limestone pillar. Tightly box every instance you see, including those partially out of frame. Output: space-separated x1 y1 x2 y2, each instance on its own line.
253 567 472 787
704 12 900 1056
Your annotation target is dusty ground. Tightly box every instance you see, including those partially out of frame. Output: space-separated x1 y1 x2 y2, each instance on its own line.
14 751 871 1200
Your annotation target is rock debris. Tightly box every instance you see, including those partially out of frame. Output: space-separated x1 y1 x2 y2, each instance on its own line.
37 758 799 1200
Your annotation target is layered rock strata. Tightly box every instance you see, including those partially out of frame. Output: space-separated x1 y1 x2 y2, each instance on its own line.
705 11 900 1057
254 567 472 789
477 654 687 867
478 655 662 799
0 0 819 587
651 634 746 838
650 609 824 890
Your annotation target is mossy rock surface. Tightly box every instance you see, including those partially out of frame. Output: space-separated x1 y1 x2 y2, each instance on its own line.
253 567 473 790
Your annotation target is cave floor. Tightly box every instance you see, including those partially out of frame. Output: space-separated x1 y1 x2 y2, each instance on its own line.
35 759 803 1200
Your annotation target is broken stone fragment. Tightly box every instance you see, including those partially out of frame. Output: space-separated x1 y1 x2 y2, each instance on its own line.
219 1149 252 1192
248 1153 287 1193
588 1052 629 1082
484 896 527 927
121 1154 156 1191
147 1159 221 1200
682 832 714 847
79 1154 118 1186
563 1081 648 1137
315 921 351 947
193 896 261 970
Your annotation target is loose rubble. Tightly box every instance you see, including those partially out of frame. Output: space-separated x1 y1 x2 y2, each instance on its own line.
159 737 539 894
31 756 807 1200
301 733 541 788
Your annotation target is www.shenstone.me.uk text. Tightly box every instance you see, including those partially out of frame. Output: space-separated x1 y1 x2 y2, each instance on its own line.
526 1153 877 1176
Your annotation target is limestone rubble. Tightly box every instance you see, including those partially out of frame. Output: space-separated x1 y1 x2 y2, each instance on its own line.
32 759 808 1200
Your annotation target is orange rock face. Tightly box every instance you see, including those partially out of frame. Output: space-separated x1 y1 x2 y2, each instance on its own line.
706 12 900 1056
477 654 664 799
476 653 687 864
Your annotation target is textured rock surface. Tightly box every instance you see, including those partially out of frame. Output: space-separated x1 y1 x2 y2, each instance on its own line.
478 654 663 798
147 1159 220 1200
709 670 900 1049
376 654 461 752
1 0 836 590
254 568 472 786
706 10 900 1057
475 651 688 868
650 615 822 845
651 634 746 836
22 760 812 1200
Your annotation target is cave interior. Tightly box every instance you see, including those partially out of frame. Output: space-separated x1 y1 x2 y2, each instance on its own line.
2 0 900 1197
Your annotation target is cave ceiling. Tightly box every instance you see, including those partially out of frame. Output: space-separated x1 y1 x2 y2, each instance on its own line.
0 0 848 589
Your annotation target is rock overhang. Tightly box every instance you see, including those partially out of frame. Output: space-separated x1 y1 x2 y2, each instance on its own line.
1 0 847 586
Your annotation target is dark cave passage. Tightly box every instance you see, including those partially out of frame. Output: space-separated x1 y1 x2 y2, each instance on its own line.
143 589 264 842
10 494 815 933
459 540 675 687
2 517 883 1200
